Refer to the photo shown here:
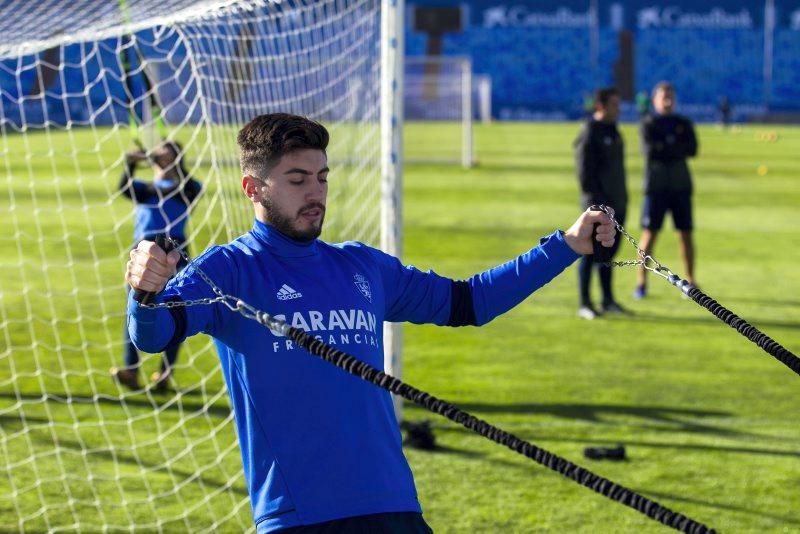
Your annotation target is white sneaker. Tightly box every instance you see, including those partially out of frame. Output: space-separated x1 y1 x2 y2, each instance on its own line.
577 305 599 320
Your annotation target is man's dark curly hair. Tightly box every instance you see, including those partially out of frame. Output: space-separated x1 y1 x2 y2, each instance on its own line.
160 139 188 179
593 87 619 109
237 113 329 179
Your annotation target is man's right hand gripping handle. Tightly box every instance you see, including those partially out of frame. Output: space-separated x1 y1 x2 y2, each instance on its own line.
130 234 177 305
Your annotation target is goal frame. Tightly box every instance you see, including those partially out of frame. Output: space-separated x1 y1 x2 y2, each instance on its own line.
404 54 476 168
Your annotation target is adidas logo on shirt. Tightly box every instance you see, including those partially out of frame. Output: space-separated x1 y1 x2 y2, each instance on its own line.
276 284 302 301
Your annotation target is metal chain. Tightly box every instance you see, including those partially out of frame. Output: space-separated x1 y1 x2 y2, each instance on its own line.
138 237 287 331
142 205 693 314
130 234 714 532
589 204 692 292
141 207 690 316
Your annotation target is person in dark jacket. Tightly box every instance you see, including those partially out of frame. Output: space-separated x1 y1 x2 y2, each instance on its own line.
111 140 202 390
573 87 629 319
634 82 698 299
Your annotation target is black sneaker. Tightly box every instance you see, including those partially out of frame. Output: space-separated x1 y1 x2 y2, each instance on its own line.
584 444 627 460
601 301 629 314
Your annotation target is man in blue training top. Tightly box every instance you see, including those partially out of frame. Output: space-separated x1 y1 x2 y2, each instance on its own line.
113 140 202 391
126 113 616 533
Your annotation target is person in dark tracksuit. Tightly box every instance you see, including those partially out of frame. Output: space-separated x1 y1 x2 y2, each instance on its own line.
111 140 202 391
634 82 698 299
573 87 629 320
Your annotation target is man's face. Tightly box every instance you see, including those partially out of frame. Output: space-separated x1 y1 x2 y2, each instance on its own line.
150 144 175 169
249 149 328 241
597 95 620 122
604 95 620 122
150 143 178 176
653 87 676 115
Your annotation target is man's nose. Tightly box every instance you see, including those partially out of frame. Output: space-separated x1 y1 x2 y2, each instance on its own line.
305 181 325 201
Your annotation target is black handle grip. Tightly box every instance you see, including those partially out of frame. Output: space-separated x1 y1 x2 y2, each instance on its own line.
591 222 614 263
132 234 174 305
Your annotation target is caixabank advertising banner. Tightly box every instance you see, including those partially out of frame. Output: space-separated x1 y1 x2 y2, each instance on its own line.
407 0 800 120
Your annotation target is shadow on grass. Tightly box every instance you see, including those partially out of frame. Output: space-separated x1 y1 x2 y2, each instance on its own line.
407 442 484 459
642 489 800 526
0 412 51 430
32 435 249 497
718 295 800 308
629 310 800 331
448 402 759 439
409 423 800 525
521 433 800 461
0 391 232 419
426 419 800 462
403 437 581 474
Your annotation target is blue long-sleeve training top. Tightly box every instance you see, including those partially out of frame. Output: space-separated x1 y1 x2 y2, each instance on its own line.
119 162 203 242
127 220 579 531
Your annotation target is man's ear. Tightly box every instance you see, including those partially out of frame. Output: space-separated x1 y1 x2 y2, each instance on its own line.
242 175 263 202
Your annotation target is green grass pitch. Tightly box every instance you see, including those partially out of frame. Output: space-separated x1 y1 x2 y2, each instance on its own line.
1 121 799 532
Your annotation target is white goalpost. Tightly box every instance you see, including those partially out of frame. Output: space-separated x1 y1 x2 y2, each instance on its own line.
0 0 402 530
404 55 477 168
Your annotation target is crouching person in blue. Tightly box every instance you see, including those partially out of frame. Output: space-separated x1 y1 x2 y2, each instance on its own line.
125 113 616 532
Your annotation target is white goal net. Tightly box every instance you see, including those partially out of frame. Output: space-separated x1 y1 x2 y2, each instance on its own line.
0 0 389 530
